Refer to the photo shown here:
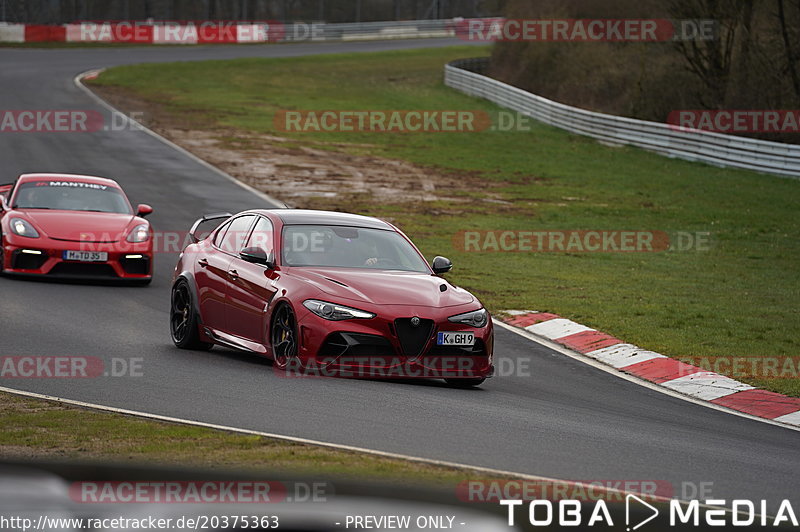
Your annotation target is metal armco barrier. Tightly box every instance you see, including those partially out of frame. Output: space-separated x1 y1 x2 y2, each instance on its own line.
445 58 800 179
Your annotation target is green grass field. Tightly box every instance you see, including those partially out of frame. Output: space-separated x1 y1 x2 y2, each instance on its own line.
90 46 800 396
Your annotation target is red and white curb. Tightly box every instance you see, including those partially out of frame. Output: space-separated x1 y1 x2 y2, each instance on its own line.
0 22 281 44
0 21 458 45
497 310 800 429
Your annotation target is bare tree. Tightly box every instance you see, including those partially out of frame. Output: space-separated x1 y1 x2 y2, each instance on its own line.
669 0 753 108
777 0 800 99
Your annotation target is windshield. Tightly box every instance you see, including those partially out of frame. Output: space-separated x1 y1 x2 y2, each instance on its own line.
12 180 131 214
282 224 430 273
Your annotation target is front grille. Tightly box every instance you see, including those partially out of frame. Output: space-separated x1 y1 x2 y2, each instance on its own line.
49 262 117 277
394 318 434 357
11 250 47 270
319 332 395 358
120 256 150 275
50 237 118 243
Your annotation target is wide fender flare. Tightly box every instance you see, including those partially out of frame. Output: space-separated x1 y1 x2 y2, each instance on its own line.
172 272 203 326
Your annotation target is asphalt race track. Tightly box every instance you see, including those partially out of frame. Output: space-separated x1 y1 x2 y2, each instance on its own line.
1 40 798 510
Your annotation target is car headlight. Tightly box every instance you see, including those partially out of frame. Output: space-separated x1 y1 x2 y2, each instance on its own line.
303 300 376 321
448 308 488 328
126 223 150 243
9 218 39 238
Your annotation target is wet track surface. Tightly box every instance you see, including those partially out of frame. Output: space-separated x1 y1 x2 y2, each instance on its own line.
0 40 797 508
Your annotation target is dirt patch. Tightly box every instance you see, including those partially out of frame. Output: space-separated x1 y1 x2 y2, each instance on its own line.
0 445 68 459
174 129 464 206
89 84 510 211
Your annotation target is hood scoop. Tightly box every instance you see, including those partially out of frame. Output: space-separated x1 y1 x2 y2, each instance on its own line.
324 277 349 288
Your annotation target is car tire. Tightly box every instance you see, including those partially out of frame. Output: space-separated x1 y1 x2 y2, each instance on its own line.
170 279 213 351
270 303 299 371
445 378 486 388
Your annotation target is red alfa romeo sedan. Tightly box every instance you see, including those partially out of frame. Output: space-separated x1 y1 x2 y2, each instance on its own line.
0 173 153 283
170 209 494 386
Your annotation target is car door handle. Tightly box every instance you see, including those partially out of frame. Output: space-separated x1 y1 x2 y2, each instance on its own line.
198 258 209 267
228 269 239 281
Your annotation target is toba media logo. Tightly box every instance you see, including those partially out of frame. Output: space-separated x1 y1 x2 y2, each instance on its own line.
501 497 798 529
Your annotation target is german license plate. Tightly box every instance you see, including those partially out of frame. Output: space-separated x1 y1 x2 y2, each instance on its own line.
437 331 475 346
63 250 107 262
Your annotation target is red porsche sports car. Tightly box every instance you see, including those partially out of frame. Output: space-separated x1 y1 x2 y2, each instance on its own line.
0 173 153 283
170 209 494 386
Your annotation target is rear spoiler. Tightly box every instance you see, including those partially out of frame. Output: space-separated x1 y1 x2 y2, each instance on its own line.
188 212 232 243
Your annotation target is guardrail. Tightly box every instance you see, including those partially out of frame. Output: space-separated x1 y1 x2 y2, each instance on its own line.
292 19 457 41
445 58 800 179
0 19 460 44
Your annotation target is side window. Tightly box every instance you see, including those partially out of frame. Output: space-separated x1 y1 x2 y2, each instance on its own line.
213 220 232 247
246 217 274 253
219 215 255 254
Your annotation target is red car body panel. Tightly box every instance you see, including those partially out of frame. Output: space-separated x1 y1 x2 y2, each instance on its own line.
173 209 494 381
0 173 153 281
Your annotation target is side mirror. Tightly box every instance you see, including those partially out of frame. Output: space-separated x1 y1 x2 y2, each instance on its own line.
136 204 153 217
432 256 453 274
0 184 12 200
240 247 275 268
0 184 11 212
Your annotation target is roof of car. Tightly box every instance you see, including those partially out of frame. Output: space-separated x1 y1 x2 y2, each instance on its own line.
265 209 393 230
17 173 121 187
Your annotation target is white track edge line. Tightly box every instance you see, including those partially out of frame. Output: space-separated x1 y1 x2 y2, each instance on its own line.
0 387 753 515
73 69 286 209
0 383 682 505
493 319 800 433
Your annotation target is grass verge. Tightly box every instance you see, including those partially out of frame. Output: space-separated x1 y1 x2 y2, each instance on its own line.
0 391 498 485
87 46 800 396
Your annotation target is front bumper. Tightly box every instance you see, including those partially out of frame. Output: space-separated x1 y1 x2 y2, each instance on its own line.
292 306 494 380
2 235 153 281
